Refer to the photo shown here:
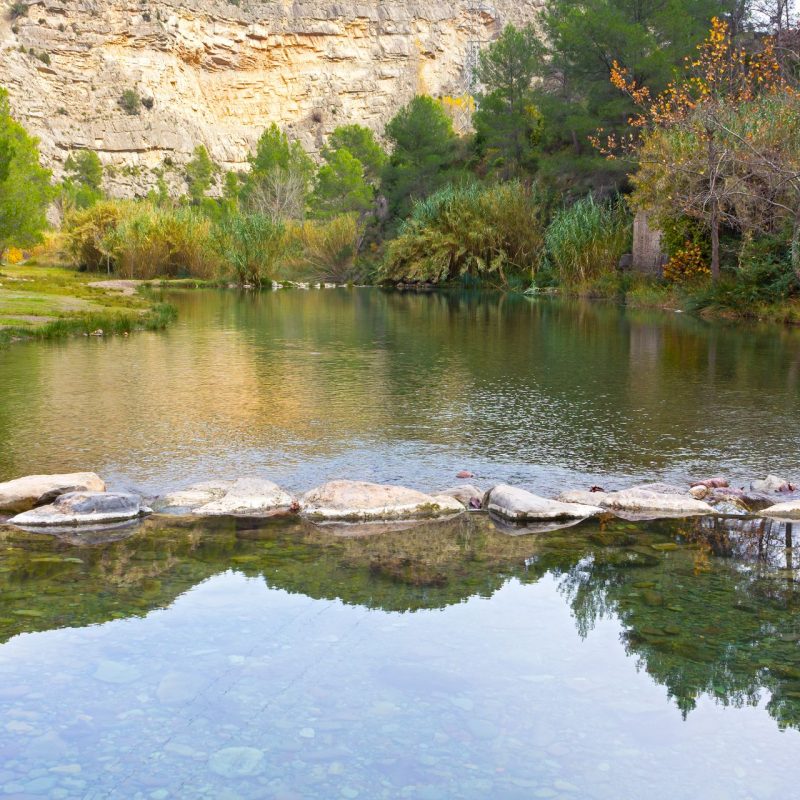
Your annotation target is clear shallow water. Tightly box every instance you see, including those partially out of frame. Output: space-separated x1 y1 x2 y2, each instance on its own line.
1 514 799 798
1 289 799 496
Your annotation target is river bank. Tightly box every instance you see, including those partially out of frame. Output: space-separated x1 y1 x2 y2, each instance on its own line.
0 261 176 345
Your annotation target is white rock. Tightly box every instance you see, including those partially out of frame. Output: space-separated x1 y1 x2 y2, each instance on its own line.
0 472 105 513
751 475 793 493
689 485 709 500
762 501 800 520
486 485 602 522
300 480 464 521
436 484 483 508
194 478 295 516
9 492 147 527
558 487 714 517
158 480 234 511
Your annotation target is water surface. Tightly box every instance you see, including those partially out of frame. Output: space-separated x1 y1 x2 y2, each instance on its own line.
1 289 799 495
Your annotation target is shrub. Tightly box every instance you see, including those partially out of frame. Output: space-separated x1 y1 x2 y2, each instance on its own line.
383 181 546 286
544 196 631 285
215 213 287 286
289 214 361 282
9 2 28 20
663 242 711 285
64 201 126 271
119 89 141 115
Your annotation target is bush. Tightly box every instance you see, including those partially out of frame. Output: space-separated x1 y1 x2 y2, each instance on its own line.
289 214 361 283
64 201 126 271
663 242 711 285
215 213 287 286
382 181 546 286
544 196 631 285
119 89 141 115
9 2 28 20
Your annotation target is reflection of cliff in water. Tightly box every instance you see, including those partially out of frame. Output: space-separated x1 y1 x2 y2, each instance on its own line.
1 513 799 730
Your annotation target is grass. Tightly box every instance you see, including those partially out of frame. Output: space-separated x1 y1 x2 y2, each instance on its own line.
0 260 177 345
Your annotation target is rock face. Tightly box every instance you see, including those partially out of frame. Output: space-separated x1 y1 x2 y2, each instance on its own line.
485 485 602 522
0 472 106 513
9 491 148 527
158 478 294 516
0 0 540 195
558 488 714 518
300 480 463 521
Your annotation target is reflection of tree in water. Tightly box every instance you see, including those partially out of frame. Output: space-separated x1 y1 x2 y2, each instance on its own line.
1 513 799 730
557 517 800 730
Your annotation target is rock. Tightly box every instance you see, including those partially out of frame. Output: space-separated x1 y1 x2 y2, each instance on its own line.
209 747 264 778
9 492 148 527
0 472 106 513
558 487 713 518
707 487 775 512
485 485 602 522
159 478 294 516
300 480 464 521
751 475 795 493
691 476 729 489
456 470 475 479
632 482 690 496
436 484 483 509
762 501 800 520
689 485 709 500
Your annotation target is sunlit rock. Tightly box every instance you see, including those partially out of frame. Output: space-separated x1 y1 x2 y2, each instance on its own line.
558 487 714 518
751 475 795 493
485 485 602 522
9 492 148 527
300 480 464 521
762 501 800 520
0 472 106 513
436 484 483 509
158 478 295 517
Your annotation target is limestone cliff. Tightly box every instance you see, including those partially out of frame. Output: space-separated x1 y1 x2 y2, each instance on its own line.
0 0 540 195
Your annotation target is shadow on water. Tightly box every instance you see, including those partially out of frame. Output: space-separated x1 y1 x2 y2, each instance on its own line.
2 512 800 732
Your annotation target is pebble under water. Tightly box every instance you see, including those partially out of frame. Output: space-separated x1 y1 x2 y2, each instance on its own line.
1 513 799 799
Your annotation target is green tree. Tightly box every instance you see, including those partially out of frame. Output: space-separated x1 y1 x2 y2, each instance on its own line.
325 124 386 185
473 24 545 178
535 0 736 188
381 95 459 220
311 148 373 219
0 88 53 254
61 150 103 210
184 145 215 204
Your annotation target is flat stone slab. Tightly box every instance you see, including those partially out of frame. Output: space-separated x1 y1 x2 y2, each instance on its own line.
0 472 106 513
158 478 294 516
300 480 464 521
558 488 714 518
9 491 148 527
436 484 483 509
485 485 602 522
762 501 800 520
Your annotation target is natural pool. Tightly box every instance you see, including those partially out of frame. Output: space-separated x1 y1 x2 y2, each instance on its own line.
0 514 799 798
2 289 800 798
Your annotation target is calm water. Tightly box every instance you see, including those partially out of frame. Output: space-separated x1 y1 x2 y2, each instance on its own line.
0 289 799 496
2 290 800 798
0 514 799 798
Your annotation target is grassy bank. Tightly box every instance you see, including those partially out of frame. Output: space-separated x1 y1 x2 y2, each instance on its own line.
0 260 176 346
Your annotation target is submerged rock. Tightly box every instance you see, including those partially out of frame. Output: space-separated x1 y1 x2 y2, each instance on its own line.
9 492 148 527
436 484 483 509
558 487 713 518
300 480 464 521
209 746 264 778
0 472 106 513
485 484 602 522
158 478 294 517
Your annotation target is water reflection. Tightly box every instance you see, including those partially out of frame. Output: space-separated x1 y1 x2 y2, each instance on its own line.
1 290 799 495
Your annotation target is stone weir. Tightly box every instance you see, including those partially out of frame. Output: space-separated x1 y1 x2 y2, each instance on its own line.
2 473 800 533
0 0 541 195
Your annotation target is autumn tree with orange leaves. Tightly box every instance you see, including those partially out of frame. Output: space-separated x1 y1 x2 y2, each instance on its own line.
594 17 800 281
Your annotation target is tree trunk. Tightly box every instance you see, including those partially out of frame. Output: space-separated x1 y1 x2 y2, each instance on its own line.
710 199 720 281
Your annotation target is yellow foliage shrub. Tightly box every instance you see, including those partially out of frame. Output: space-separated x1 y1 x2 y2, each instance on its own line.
663 242 711 284
3 246 24 264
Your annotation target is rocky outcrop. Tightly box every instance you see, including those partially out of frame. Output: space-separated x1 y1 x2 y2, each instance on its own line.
300 479 463 521
485 484 602 522
157 478 294 516
0 0 540 195
9 491 148 526
0 472 106 513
